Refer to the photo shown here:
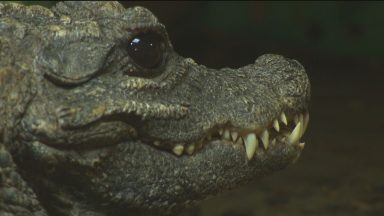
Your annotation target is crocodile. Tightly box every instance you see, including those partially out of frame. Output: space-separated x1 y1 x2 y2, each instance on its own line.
0 2 311 216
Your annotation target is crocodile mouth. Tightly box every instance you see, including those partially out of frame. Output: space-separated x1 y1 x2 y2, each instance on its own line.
158 111 309 161
37 101 308 162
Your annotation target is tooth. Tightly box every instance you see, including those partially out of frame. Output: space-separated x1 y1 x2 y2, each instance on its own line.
231 131 239 142
218 129 223 136
294 115 299 124
303 112 309 135
236 137 244 145
273 119 280 132
223 129 231 140
263 138 269 150
299 113 304 136
280 112 288 125
186 145 195 155
172 144 184 156
153 141 161 146
244 133 258 160
288 122 302 145
298 142 305 150
260 130 269 149
299 113 304 122
270 138 276 146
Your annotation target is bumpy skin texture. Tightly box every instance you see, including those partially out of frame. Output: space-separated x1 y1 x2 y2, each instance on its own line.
0 2 310 216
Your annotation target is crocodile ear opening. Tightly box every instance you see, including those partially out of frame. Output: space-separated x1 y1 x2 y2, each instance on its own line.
39 42 112 87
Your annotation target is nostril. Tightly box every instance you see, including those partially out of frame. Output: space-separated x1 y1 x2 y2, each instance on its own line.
254 54 286 65
287 59 305 71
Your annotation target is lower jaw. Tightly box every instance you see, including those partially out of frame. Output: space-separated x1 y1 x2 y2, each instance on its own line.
17 138 302 214
92 139 302 212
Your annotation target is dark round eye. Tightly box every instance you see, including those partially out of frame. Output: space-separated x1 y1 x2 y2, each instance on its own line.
127 33 165 69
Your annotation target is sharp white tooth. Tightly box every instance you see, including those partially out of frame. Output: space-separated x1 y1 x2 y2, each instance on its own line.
244 133 258 160
273 119 280 132
288 122 302 145
294 115 299 124
172 145 184 156
298 142 305 150
186 145 195 155
263 136 270 150
236 137 244 145
299 113 304 136
153 141 161 146
303 112 309 135
271 138 276 146
280 112 288 125
299 113 304 122
260 130 269 149
218 129 223 136
223 129 231 140
231 131 239 142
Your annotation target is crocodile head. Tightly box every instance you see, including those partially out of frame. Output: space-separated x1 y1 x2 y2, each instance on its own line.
4 2 310 215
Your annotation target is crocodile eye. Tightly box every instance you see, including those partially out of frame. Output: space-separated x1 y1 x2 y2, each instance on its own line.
127 33 165 69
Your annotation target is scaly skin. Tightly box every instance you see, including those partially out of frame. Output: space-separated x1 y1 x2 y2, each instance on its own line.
0 2 310 216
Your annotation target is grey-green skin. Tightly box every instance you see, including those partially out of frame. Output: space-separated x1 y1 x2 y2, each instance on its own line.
0 2 310 216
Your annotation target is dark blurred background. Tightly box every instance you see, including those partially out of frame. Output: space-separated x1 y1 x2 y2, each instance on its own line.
23 2 384 216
